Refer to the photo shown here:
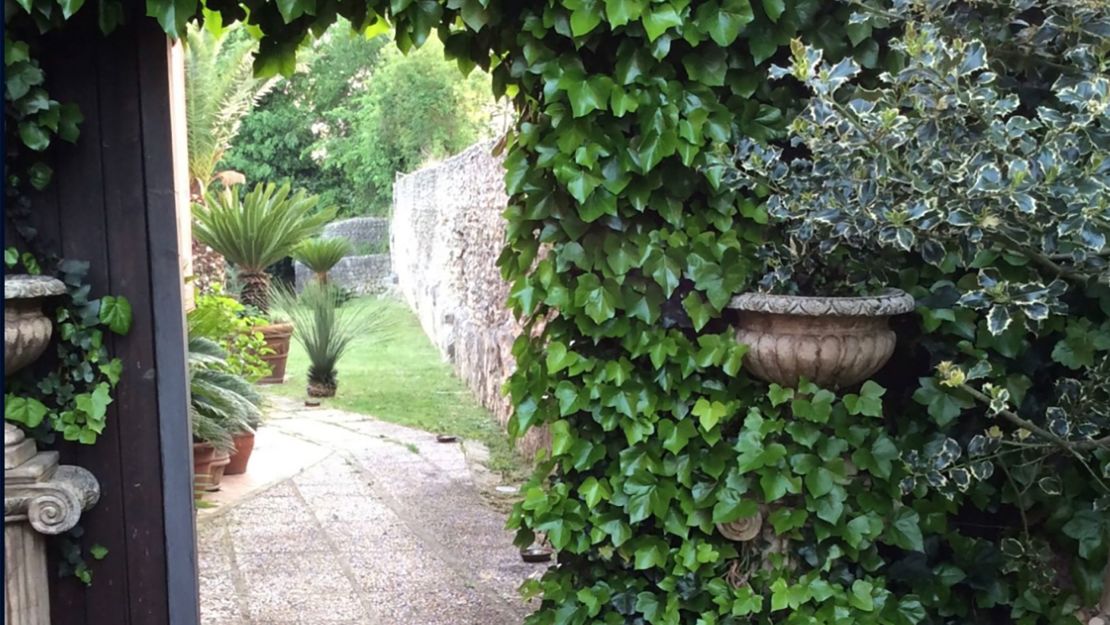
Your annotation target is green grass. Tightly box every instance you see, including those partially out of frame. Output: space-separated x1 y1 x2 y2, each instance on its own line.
265 296 523 476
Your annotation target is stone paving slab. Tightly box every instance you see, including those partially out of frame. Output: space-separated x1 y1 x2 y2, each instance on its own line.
198 397 545 625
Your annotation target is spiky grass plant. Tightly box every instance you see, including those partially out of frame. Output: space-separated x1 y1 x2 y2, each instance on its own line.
188 337 264 451
271 285 392 397
192 182 335 312
293 237 353 284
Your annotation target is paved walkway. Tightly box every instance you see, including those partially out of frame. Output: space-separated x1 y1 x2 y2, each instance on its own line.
197 397 545 625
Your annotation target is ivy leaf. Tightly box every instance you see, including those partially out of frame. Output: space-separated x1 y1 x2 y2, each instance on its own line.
19 122 50 152
849 580 875 611
89 544 109 560
99 296 132 335
58 0 87 19
912 378 971 426
566 76 613 118
1062 510 1106 559
580 477 612 509
5 395 48 428
570 7 603 36
604 0 646 27
760 0 784 22
692 398 728 430
884 507 924 551
695 0 753 47
641 3 682 41
145 0 198 36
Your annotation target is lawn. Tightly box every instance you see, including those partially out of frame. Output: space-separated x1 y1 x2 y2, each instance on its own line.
265 296 522 476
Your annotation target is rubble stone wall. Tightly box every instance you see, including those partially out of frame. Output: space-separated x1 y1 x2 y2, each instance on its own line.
391 141 547 459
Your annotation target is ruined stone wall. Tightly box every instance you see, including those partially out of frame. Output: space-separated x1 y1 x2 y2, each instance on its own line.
294 254 393 294
392 141 546 459
323 217 390 252
294 217 394 293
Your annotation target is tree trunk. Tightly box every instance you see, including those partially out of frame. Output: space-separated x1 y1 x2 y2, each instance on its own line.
315 271 328 285
239 271 271 313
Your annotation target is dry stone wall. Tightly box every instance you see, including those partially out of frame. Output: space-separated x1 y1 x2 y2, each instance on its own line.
322 217 390 250
392 141 546 459
294 216 394 293
294 254 393 294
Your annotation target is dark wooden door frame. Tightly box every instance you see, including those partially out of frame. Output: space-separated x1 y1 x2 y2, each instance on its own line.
138 23 202 625
22 5 201 623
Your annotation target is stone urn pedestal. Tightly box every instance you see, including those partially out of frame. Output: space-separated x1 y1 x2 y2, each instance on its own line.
5 273 101 625
5 424 99 625
729 290 915 388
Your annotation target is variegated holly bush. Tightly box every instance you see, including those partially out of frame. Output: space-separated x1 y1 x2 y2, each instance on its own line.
726 1 1109 621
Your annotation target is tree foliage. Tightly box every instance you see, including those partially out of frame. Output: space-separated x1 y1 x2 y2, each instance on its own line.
219 25 386 213
316 33 496 212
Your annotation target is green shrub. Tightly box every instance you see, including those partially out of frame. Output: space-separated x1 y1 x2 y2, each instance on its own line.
187 290 273 382
188 337 263 451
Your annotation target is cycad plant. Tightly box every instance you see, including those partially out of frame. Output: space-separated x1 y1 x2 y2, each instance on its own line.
192 182 336 312
271 285 390 397
188 337 263 451
293 237 352 284
185 23 278 195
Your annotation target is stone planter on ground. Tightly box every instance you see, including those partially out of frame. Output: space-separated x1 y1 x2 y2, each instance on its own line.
729 290 916 389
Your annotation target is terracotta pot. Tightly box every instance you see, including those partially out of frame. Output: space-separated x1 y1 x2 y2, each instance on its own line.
729 290 915 388
4 275 66 376
193 442 216 493
225 430 255 475
206 449 231 492
306 381 336 398
256 322 294 384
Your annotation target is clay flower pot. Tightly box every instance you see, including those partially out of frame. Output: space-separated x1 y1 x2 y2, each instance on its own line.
729 290 915 388
5 275 67 376
207 449 231 492
225 430 256 476
256 322 294 384
193 442 217 493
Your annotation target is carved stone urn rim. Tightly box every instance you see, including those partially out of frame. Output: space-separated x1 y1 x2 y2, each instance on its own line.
4 274 67 301
728 288 916 317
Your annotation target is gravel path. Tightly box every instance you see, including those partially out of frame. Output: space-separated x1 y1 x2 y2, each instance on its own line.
198 397 545 625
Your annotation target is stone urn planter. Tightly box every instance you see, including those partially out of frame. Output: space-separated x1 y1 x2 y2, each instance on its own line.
225 430 256 476
729 290 915 388
256 322 294 384
5 275 67 375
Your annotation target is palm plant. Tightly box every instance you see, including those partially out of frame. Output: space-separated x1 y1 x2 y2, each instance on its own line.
271 285 391 397
192 182 336 312
293 237 352 284
188 337 263 452
185 23 278 195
